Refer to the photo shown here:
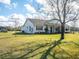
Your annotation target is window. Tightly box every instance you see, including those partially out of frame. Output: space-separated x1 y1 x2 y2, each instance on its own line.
36 26 43 30
27 26 28 29
66 28 68 31
29 26 33 32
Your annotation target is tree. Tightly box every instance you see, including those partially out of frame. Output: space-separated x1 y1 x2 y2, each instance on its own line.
39 0 79 59
42 0 79 40
14 0 79 59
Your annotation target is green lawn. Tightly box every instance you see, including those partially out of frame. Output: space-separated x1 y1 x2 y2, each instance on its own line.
0 31 79 59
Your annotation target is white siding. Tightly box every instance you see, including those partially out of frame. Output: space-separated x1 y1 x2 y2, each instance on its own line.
21 20 36 33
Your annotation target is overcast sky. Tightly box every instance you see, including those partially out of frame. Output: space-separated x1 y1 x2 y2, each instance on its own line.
0 0 79 27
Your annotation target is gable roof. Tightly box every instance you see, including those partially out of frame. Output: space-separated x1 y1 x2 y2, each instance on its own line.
45 19 60 26
28 18 46 26
23 18 60 27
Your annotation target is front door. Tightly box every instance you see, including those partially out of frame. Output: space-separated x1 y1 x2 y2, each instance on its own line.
45 26 48 33
50 27 52 34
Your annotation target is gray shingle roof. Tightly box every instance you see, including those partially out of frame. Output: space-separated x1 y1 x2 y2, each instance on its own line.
28 18 46 26
23 18 60 26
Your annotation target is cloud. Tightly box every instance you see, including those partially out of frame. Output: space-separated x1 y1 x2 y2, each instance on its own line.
26 13 51 20
36 0 52 14
24 4 37 13
0 0 11 5
0 16 9 26
0 13 26 27
36 0 47 5
26 13 33 18
11 3 17 8
5 2 17 9
24 0 52 20
68 1 79 11
9 13 26 26
26 13 43 19
36 0 79 14
72 2 79 10
0 16 8 21
0 0 17 9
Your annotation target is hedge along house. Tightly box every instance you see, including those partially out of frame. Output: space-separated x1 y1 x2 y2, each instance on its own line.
21 18 70 34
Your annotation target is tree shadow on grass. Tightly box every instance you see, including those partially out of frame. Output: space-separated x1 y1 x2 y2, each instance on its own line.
16 40 61 59
0 42 36 59
61 41 79 46
16 42 54 59
0 41 53 59
40 40 79 59
0 40 79 59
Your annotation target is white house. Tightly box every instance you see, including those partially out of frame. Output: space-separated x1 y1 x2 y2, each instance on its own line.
21 18 70 34
0 26 7 32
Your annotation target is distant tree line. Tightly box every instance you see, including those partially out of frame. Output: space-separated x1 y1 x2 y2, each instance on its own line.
70 27 79 32
6 26 21 31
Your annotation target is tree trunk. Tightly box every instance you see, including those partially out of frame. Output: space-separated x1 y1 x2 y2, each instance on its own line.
60 23 65 40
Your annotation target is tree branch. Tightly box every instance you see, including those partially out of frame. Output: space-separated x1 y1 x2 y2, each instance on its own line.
65 13 78 23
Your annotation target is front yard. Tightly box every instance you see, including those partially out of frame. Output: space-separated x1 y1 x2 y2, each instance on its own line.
0 32 79 59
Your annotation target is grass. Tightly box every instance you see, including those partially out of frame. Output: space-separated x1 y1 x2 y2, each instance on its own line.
0 31 79 59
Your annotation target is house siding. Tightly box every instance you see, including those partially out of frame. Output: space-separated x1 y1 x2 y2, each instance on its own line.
21 20 36 33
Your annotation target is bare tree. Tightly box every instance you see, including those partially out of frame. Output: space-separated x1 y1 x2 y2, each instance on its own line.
44 0 79 40
39 0 79 59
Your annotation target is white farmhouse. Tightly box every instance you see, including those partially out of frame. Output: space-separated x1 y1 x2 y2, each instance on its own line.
21 18 70 34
